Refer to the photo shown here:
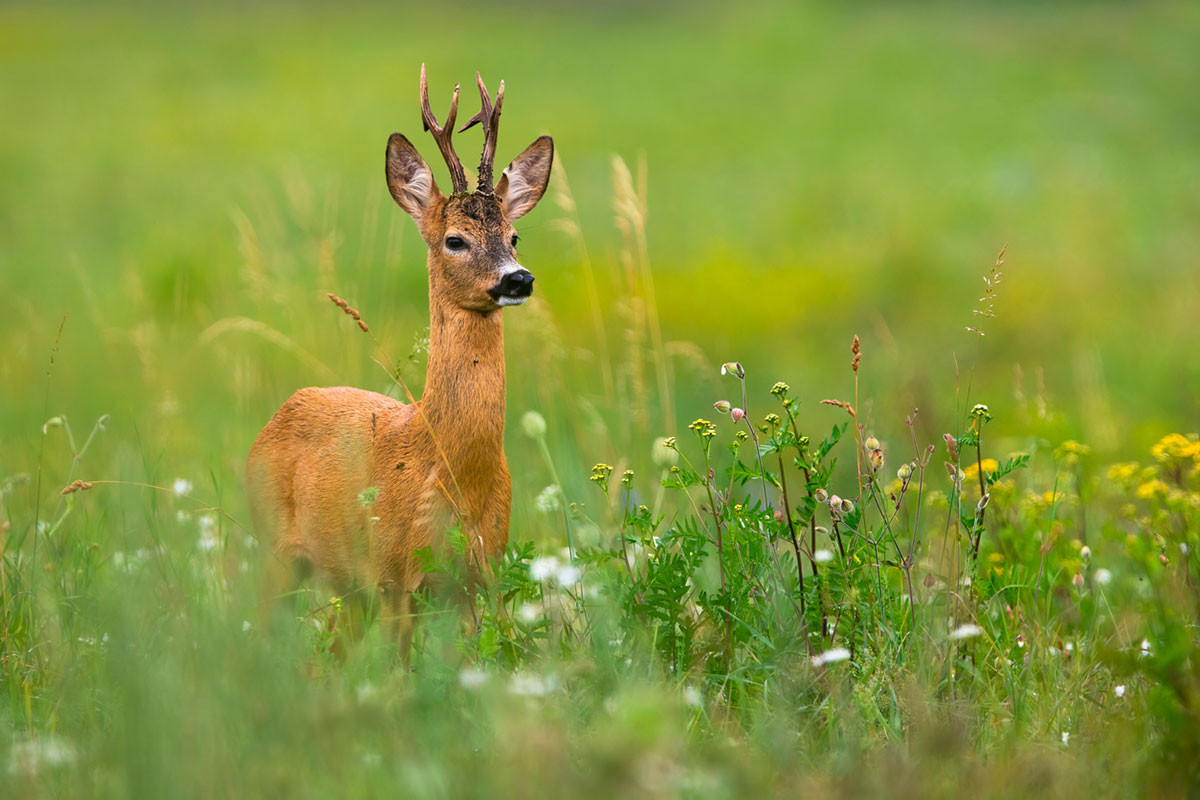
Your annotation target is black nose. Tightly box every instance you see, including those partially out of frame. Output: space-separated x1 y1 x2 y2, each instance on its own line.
493 269 535 299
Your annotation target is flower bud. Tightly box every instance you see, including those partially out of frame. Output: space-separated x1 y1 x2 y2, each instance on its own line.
1080 545 1092 562
840 498 855 515
731 407 745 423
868 449 884 470
814 488 829 503
720 361 745 379
897 463 913 481
829 494 842 510
865 436 880 451
1072 572 1085 589
944 433 959 460
652 437 679 467
713 400 732 414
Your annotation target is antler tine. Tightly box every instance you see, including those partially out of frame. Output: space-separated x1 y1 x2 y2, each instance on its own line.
459 72 505 194
418 63 469 195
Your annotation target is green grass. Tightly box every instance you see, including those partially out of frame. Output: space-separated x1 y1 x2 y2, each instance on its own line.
2 1 1200 797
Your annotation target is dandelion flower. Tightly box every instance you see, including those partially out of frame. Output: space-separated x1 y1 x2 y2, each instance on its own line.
459 668 489 690
529 556 559 582
554 563 582 587
949 623 982 641
811 647 851 667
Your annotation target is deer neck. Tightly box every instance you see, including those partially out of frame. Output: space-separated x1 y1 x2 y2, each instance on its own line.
418 286 507 491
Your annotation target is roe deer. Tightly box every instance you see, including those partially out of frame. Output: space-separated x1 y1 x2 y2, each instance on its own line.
246 65 553 645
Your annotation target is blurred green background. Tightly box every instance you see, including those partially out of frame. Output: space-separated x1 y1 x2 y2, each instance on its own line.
1 0 1198 510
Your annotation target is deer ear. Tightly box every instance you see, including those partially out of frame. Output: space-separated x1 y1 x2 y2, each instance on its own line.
495 136 553 221
386 133 441 221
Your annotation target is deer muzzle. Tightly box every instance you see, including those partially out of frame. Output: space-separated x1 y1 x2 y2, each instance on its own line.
490 267 535 306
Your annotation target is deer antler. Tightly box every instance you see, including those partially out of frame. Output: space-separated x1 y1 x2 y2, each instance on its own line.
419 64 469 195
458 72 505 195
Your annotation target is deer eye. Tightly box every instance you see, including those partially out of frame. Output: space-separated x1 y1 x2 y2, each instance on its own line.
510 234 519 248
445 235 467 252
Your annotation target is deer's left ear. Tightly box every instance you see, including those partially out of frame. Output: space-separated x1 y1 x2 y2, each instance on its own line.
495 136 553 221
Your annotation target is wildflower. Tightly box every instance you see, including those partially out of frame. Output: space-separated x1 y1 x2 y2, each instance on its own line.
1106 462 1139 484
839 498 855 515
459 668 489 690
520 410 547 439
1136 480 1169 500
731 408 745 423
1094 568 1112 586
621 470 634 489
689 419 717 441
7 736 77 775
770 381 789 397
517 603 540 623
811 647 851 667
242 620 252 632
814 488 829 503
1080 545 1092 562
763 413 781 429
1151 432 1200 464
554 563 582 587
172 478 193 496
897 463 913 481
652 437 678 467
970 403 992 423
828 494 842 510
508 672 558 697
1114 685 1126 698
963 459 999 480
589 463 613 490
529 555 559 582
868 448 884 471
943 434 959 461
813 549 834 564
720 361 745 379
713 400 732 414
535 485 561 514
1139 638 1152 657
949 623 982 641
1072 573 1084 589
683 686 703 707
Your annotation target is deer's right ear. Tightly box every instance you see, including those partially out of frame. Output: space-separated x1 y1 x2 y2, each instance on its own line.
386 133 441 222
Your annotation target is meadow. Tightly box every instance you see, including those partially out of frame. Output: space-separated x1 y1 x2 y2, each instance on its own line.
2 1 1199 797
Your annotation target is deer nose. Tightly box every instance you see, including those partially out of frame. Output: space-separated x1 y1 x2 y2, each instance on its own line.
493 268 535 300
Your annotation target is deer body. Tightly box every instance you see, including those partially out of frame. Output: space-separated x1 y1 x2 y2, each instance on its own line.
246 67 552 634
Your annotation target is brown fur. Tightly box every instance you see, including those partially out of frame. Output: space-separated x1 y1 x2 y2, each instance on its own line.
246 127 553 643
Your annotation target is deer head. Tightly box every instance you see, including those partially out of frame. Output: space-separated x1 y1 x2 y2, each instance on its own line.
385 65 554 313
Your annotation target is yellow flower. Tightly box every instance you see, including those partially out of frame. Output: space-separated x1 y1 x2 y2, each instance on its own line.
963 459 999 481
1136 479 1169 500
1151 433 1200 464
1107 462 1139 484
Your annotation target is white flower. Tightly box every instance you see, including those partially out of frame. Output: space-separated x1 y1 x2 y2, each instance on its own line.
811 647 851 667
1114 684 1126 698
949 624 982 641
1094 568 1112 586
535 485 562 514
197 523 220 553
520 410 547 439
1139 638 1152 657
517 603 540 623
459 668 489 690
508 672 557 697
1061 731 1070 746
172 478 193 496
683 686 702 707
529 556 559 582
242 620 252 632
554 563 582 587
8 736 76 775
813 549 834 564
